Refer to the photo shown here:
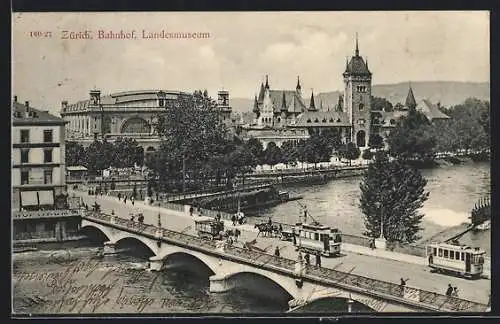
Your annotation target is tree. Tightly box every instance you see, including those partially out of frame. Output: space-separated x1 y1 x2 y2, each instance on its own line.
359 152 429 243
262 142 283 168
387 109 436 161
246 137 264 165
368 133 385 150
394 103 404 111
112 137 144 168
65 141 86 166
338 142 360 165
371 96 394 112
362 149 374 160
281 140 298 167
84 139 114 172
154 90 228 192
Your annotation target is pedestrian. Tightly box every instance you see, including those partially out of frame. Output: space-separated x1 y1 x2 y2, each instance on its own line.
445 284 453 296
274 246 280 259
268 218 272 226
231 214 236 226
292 228 297 246
428 253 433 264
279 224 283 233
124 196 127 204
305 252 310 265
189 206 194 217
118 192 121 201
400 278 409 287
452 287 459 298
315 251 321 267
130 215 135 222
132 198 135 206
156 192 159 201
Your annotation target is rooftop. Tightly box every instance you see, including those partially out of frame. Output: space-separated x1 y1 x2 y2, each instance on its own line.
12 100 66 125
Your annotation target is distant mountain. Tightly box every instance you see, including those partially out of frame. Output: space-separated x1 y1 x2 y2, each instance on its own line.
229 81 490 114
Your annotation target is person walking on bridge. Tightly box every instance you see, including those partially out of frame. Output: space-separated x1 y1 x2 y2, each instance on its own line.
445 284 453 297
304 252 310 265
315 251 321 267
274 246 280 260
231 214 236 226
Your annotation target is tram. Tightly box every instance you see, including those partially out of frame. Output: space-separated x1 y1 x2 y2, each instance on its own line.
426 242 486 279
294 222 342 257
195 216 224 240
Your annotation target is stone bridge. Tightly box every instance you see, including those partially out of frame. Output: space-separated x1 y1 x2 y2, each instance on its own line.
80 212 489 313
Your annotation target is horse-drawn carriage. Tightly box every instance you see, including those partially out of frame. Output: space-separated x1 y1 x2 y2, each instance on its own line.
195 216 224 240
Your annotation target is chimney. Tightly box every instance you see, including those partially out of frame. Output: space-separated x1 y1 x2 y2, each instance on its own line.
13 95 17 102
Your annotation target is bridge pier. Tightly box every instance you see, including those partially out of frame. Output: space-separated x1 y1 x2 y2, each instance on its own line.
103 241 117 255
209 274 234 293
149 256 164 271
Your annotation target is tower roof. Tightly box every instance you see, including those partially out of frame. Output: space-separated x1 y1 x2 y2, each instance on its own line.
265 75 270 89
309 90 316 111
253 94 260 114
258 82 265 102
405 83 417 110
296 76 301 91
343 34 371 77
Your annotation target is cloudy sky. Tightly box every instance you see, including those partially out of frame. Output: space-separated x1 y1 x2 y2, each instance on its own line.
12 11 489 115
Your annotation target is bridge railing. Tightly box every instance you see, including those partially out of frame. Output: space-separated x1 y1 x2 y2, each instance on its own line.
82 213 488 312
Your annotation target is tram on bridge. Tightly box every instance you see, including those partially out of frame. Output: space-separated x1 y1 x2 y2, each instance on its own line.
426 242 486 279
195 216 224 240
295 222 342 257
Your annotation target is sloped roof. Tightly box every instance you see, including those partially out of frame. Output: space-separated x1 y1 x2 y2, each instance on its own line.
292 111 351 127
12 101 66 125
344 55 371 76
405 86 417 109
269 90 306 114
417 99 450 120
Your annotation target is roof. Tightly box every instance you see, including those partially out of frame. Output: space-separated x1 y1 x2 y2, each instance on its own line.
405 86 417 109
12 102 66 125
417 99 450 120
269 90 307 114
344 55 371 76
373 110 408 127
67 166 88 171
292 111 351 127
64 90 191 111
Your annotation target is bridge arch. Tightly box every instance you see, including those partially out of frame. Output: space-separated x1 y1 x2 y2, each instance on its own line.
223 271 294 303
80 223 114 242
158 248 220 274
300 295 378 313
113 234 158 257
163 252 216 276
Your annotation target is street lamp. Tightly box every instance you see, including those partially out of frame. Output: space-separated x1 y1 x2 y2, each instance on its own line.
374 201 386 249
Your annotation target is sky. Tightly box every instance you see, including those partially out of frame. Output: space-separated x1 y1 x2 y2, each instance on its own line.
12 11 489 115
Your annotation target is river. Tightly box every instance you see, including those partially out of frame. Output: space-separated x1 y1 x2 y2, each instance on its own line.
12 161 490 315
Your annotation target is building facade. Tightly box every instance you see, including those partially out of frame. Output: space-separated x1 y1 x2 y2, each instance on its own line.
246 36 449 150
61 89 234 154
12 98 67 211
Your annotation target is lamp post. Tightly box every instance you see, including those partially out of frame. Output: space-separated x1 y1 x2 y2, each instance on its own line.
374 201 387 249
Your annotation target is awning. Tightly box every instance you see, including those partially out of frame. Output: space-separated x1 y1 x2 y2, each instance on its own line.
21 191 38 206
38 190 54 205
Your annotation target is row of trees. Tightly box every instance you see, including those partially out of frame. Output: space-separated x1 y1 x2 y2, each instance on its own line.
386 97 490 161
66 137 144 172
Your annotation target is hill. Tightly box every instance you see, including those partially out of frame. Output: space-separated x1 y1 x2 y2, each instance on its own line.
230 81 490 114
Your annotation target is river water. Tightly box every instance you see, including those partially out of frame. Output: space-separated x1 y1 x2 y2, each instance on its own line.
12 161 490 315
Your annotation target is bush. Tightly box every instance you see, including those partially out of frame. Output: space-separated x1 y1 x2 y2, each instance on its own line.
362 150 374 160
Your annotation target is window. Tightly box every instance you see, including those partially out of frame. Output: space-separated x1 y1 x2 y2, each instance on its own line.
433 248 437 256
314 233 319 240
43 130 53 143
438 248 442 257
21 149 29 163
306 119 311 123
443 250 448 258
44 169 52 184
329 118 334 123
21 170 29 185
44 149 53 163
20 129 30 143
322 118 326 123
460 252 464 261
455 252 460 260
450 251 454 259
358 119 365 125
359 103 364 111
